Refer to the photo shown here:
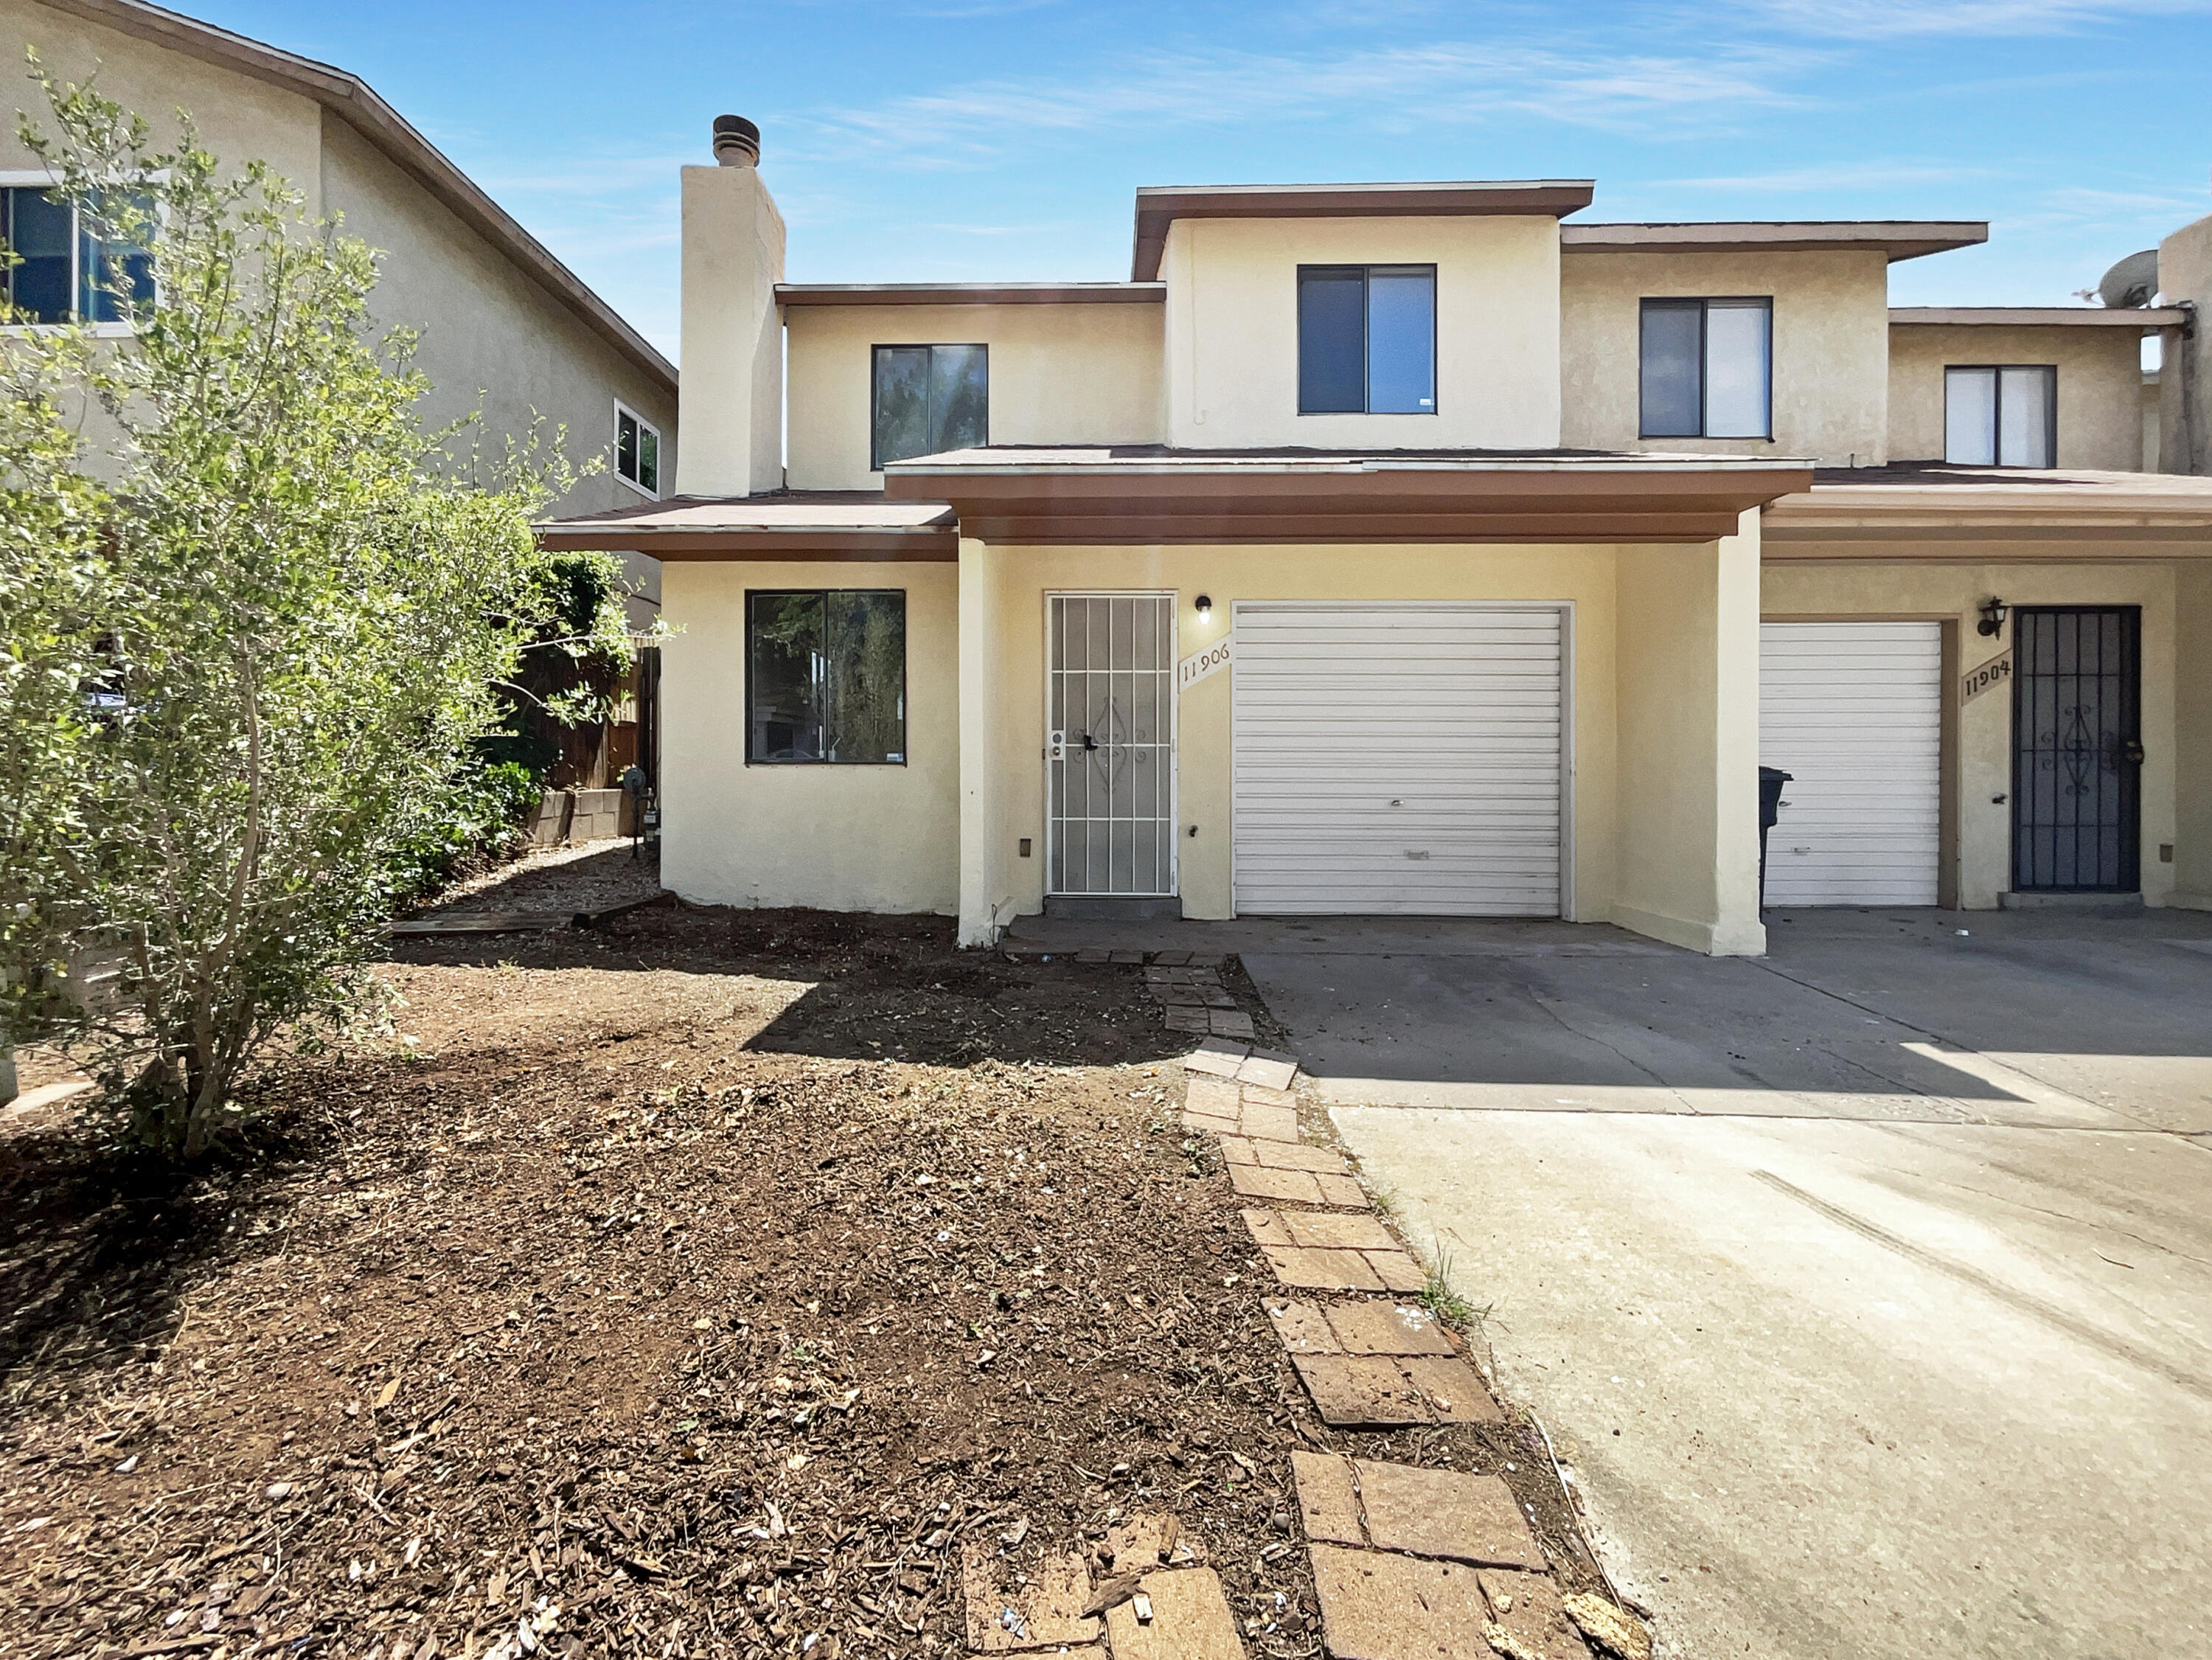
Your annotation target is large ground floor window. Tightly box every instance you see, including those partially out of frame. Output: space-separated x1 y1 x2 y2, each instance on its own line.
745 590 907 764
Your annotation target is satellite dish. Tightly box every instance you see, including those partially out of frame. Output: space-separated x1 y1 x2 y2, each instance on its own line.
2097 249 2159 308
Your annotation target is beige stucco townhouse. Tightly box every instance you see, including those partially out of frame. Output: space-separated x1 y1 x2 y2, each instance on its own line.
3 0 679 642
543 117 2212 957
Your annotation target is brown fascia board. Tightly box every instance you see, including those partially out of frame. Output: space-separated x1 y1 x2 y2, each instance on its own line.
885 463 1813 546
779 282 1165 308
35 0 677 397
1562 221 1988 263
536 524 957 559
1889 305 2190 327
1131 180 1597 281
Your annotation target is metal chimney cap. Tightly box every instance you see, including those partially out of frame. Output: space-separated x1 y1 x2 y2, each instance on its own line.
712 115 760 167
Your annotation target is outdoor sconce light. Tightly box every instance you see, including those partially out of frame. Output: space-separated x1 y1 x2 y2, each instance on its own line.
1194 594 1213 619
1978 596 2009 637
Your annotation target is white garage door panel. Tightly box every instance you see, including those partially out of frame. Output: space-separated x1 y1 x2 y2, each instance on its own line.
1759 622 1941 906
1234 602 1563 916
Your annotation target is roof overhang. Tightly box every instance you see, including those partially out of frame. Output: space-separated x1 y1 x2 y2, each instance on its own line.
779 282 1164 308
1764 468 2212 561
535 496 958 560
883 448 1812 546
35 0 676 396
1562 221 1987 263
1131 181 1596 282
1889 305 2189 328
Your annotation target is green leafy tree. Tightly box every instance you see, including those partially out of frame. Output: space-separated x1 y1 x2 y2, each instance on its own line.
0 68 608 1158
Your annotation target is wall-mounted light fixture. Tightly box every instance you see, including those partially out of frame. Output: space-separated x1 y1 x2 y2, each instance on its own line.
1977 596 2009 638
1194 594 1213 619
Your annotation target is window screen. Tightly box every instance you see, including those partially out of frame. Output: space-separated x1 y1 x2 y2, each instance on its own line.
1297 265 1436 414
872 344 987 468
1944 366 2054 468
747 590 908 764
1639 297 1772 439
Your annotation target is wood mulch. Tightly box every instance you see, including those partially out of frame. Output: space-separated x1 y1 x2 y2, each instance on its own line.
0 895 1604 1660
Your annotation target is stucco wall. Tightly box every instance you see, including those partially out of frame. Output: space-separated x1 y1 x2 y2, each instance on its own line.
1161 215 1562 451
2176 563 2212 905
1887 324 2146 470
1560 249 1890 465
2157 212 2212 475
1613 515 1765 955
1 0 323 208
787 302 1163 490
319 115 678 611
659 560 961 913
1761 560 2178 908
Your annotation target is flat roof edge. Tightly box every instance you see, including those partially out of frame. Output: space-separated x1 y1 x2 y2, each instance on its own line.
778 282 1164 307
1889 305 2189 327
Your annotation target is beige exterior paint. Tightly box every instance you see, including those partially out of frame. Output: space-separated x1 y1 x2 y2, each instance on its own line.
675 164 782 498
786 302 1164 490
1161 215 1563 450
933 532 1766 955
317 114 678 610
658 560 960 913
1761 560 2179 909
2158 212 2212 476
4 1 674 613
1560 249 1891 465
1 0 323 208
2176 563 2212 906
1887 323 2146 470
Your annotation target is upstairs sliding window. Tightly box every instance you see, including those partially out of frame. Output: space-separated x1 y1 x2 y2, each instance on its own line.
1298 265 1436 414
1944 365 2054 468
872 344 987 470
1640 297 1772 439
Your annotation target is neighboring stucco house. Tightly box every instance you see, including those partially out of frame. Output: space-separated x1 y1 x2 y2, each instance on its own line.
543 118 2212 956
2 0 678 656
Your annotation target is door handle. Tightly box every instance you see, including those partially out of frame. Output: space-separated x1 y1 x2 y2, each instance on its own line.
2120 738 2146 765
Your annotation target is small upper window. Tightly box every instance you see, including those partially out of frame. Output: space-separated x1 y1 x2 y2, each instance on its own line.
1 184 156 325
1944 365 2054 468
616 403 661 496
1297 265 1436 414
747 589 907 764
1639 297 1772 440
872 344 987 470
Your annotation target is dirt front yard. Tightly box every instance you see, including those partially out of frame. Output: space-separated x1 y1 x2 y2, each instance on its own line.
0 861 1605 1660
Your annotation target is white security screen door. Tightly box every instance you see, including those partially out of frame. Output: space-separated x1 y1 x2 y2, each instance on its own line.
1232 602 1565 915
1759 621 1941 906
1046 593 1177 896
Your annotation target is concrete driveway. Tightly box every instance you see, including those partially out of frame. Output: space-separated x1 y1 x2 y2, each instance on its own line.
1240 909 2212 1660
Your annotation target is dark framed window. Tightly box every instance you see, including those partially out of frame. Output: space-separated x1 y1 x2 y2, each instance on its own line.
1639 297 1772 439
616 402 661 496
1945 364 2055 468
746 590 907 764
1 184 155 324
872 344 987 469
1297 265 1436 414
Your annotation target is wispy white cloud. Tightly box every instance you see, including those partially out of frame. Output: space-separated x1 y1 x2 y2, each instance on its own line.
1731 0 2211 37
775 38 1826 167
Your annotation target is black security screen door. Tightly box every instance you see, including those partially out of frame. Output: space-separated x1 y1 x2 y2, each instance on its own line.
2011 607 2142 892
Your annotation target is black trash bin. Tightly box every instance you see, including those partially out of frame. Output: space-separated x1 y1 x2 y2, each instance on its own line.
1758 765 1792 910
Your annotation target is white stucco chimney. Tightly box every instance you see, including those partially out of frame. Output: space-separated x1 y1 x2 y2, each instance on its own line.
675 116 785 497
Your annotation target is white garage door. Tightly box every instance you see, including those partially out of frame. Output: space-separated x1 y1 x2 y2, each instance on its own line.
1232 602 1563 915
1759 621 1941 906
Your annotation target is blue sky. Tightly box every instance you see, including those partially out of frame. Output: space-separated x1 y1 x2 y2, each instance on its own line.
123 1 2212 358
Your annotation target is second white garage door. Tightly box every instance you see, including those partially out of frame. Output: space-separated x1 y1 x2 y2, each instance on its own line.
1759 621 1941 906
1231 602 1564 915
